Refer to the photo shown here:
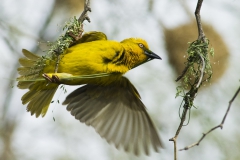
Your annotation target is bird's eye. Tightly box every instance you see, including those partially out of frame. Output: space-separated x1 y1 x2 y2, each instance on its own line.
138 43 144 48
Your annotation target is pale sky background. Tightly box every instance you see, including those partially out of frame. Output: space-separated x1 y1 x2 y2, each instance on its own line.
0 0 240 160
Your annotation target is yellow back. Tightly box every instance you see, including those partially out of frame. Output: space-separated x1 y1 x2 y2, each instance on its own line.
57 38 150 74
39 33 153 85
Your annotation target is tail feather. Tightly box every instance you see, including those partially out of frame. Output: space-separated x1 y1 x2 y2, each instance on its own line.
18 49 58 117
22 49 40 60
19 58 37 67
18 50 43 82
17 67 42 76
24 83 58 117
21 86 39 104
17 81 34 89
17 67 29 75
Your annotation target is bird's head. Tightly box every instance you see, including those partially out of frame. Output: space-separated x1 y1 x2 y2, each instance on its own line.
120 38 161 68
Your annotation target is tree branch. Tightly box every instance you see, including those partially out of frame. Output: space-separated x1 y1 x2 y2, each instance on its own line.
169 106 188 160
195 0 206 41
176 0 206 82
171 0 206 159
179 86 240 151
175 65 190 82
78 0 91 23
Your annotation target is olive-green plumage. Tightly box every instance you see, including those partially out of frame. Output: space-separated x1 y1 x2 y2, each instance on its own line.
17 31 162 155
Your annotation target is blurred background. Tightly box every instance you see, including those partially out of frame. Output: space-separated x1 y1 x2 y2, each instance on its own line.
0 0 240 160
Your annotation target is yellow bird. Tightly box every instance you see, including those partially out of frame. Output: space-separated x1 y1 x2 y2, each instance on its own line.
17 31 162 155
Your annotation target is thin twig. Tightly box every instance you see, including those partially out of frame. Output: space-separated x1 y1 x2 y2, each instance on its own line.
54 56 61 73
78 0 91 23
221 86 240 126
175 65 190 82
196 52 205 88
169 137 178 160
195 0 205 41
169 106 189 160
179 86 240 151
170 86 198 158
54 47 61 73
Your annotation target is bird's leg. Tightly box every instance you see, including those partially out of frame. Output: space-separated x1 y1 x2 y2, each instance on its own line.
42 73 74 84
68 24 84 41
42 73 52 82
68 24 84 47
42 73 60 84
52 75 60 83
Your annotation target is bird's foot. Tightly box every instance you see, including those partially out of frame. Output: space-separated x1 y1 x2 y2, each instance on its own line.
42 73 60 84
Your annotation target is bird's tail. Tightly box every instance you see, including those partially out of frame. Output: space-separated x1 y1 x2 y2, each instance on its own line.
17 49 58 117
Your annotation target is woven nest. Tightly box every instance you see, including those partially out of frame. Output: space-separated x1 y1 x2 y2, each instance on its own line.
165 22 229 85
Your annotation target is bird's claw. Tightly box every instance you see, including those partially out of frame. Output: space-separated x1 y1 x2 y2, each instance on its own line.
42 73 60 84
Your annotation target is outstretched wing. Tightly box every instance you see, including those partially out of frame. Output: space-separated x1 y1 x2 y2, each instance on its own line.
63 76 162 155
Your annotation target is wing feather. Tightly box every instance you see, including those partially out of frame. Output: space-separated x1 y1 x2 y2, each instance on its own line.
63 76 162 155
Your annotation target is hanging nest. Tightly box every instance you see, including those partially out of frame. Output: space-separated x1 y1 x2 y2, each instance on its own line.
165 22 229 86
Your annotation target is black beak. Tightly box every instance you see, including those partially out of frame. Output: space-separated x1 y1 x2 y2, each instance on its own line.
144 50 162 60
